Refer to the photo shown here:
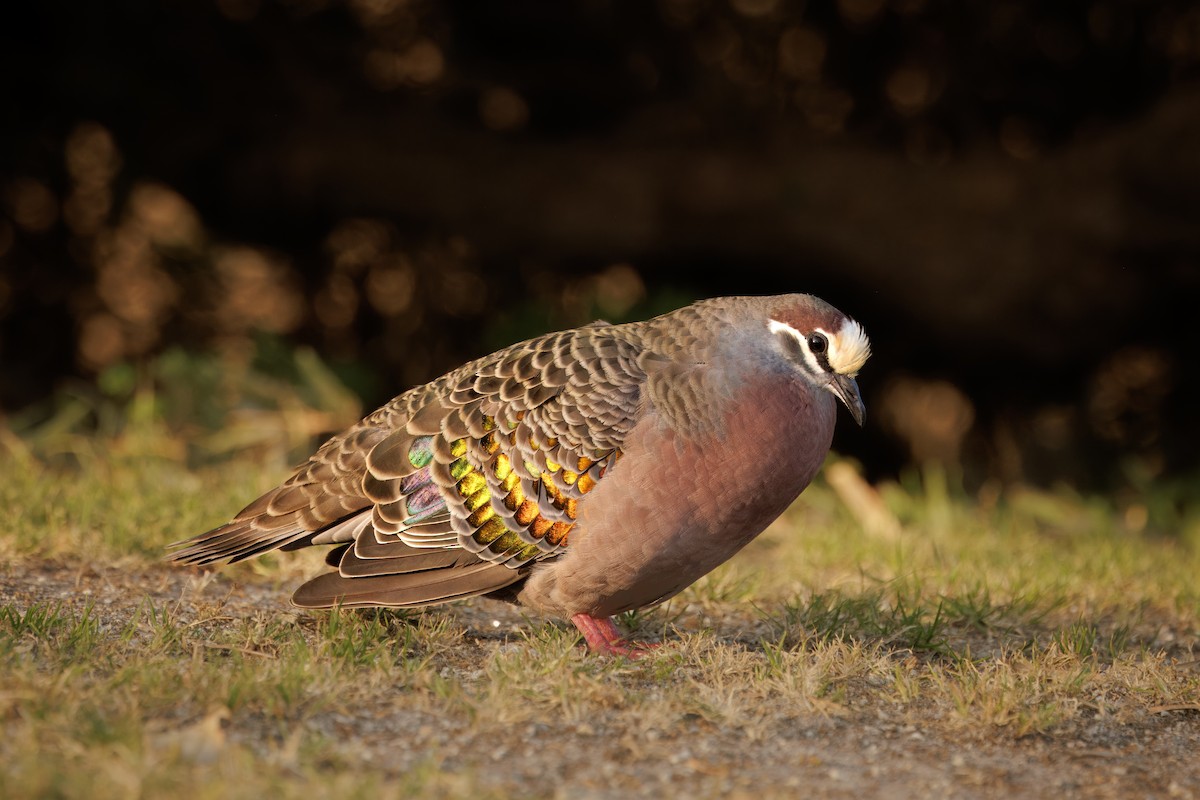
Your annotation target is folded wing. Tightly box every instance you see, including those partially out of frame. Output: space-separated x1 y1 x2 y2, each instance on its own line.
168 323 649 608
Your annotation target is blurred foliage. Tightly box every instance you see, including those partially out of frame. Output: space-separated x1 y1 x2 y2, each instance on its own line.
8 339 361 468
1 0 1198 488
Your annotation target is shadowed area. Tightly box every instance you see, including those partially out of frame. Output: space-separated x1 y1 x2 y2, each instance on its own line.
2 0 1199 493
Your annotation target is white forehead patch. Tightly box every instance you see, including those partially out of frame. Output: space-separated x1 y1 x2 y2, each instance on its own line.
820 318 871 377
768 318 824 378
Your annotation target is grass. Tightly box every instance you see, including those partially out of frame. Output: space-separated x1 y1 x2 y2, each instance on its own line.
1 416 1199 798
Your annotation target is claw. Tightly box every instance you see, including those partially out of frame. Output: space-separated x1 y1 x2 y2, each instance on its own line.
570 613 659 658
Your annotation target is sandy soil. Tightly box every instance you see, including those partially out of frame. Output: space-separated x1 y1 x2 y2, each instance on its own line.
3 560 1198 800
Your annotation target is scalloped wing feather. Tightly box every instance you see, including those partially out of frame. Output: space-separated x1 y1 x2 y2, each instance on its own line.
168 322 649 601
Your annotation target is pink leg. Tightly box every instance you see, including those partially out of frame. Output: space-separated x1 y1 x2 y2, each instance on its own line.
570 613 659 658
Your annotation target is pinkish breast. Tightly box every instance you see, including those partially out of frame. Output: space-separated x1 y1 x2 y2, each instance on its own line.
519 371 838 618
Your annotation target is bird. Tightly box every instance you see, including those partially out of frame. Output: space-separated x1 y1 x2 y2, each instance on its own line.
168 294 871 656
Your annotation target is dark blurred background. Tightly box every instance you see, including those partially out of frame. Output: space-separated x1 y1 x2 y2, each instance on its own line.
2 0 1198 498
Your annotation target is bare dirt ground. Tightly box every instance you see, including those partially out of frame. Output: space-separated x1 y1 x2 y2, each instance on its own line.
4 558 1198 799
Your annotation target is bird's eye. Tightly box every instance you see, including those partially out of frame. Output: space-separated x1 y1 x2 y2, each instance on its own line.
807 333 828 354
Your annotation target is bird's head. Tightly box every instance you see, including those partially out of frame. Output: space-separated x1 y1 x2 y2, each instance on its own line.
764 295 871 427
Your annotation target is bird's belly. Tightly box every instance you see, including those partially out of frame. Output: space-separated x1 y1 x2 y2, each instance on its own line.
575 521 748 616
520 392 835 618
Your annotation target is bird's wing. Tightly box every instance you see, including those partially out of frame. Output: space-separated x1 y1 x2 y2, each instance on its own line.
363 324 647 566
167 425 386 564
168 324 651 605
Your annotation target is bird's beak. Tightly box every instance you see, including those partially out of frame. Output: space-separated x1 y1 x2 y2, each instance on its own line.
828 374 866 427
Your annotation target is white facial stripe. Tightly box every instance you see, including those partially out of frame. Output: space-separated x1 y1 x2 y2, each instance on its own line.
771 317 871 377
768 318 823 375
767 319 798 337
818 318 871 377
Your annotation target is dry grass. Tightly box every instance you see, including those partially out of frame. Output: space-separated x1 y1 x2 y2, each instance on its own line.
1 423 1199 799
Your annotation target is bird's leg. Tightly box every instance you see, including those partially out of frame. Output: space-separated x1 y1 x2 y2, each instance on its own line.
570 613 658 658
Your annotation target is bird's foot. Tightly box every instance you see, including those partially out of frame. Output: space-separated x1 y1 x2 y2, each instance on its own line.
570 613 659 658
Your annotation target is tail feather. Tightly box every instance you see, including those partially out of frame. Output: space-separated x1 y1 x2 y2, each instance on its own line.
292 561 523 608
168 503 374 565
166 520 313 565
336 544 471 578
168 484 530 612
